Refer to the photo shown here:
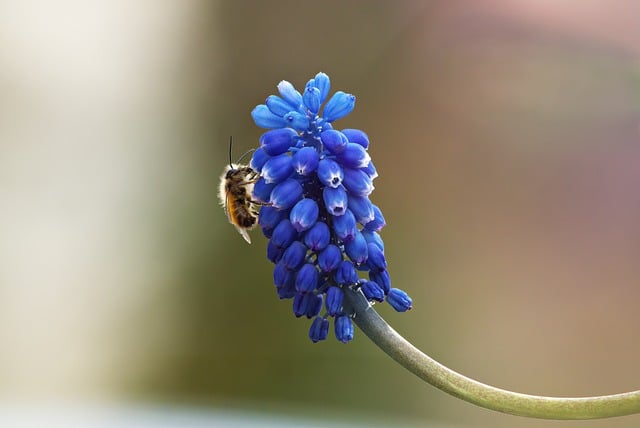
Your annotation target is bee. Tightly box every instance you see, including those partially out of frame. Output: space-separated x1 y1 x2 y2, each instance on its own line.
218 137 262 243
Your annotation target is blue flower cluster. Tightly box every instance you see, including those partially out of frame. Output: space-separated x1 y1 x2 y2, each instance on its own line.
250 72 412 343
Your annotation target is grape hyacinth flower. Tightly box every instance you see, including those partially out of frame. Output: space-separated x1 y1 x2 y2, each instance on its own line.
251 72 412 343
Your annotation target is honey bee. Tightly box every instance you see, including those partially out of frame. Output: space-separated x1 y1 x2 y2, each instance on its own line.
218 137 261 243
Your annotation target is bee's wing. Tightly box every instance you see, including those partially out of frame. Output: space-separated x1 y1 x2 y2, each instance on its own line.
224 191 232 221
234 225 252 244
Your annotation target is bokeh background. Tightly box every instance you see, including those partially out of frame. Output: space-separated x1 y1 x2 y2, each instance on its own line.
1 1 640 427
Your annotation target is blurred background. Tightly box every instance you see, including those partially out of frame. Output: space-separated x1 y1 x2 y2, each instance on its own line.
1 1 640 427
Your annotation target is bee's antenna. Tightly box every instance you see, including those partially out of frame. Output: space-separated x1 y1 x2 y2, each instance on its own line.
236 147 256 164
228 136 234 169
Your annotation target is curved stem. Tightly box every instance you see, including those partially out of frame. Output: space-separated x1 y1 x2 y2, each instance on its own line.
344 288 640 420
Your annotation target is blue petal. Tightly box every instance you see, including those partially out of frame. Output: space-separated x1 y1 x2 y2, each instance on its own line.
270 178 303 210
325 286 344 316
309 316 329 342
306 293 323 318
258 205 285 229
271 219 297 249
252 177 276 204
334 314 354 343
252 104 288 129
387 288 412 312
345 230 368 264
277 80 304 111
361 160 378 180
361 280 384 302
320 129 347 155
267 240 284 264
336 143 371 169
342 128 369 149
364 204 386 231
366 242 387 272
265 95 292 116
362 230 384 252
317 244 342 273
291 146 319 176
295 263 319 292
322 185 348 216
369 270 391 294
347 194 374 225
262 154 293 184
334 260 358 285
314 72 331 104
276 283 296 299
293 292 309 317
303 221 330 251
332 208 357 242
323 91 355 122
283 111 310 132
317 158 344 188
303 85 321 114
281 241 307 270
260 128 297 156
342 168 374 196
249 147 270 172
290 198 319 232
273 260 295 288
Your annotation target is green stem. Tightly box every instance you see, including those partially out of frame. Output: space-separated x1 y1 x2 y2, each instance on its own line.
344 288 640 420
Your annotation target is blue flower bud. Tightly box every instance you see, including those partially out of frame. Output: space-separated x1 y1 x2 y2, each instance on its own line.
361 160 378 180
347 194 374 225
317 244 342 273
293 292 310 317
323 91 356 122
259 128 297 156
369 269 390 294
303 85 321 114
303 221 330 251
277 80 304 111
306 293 323 318
265 95 291 116
283 111 310 132
281 241 307 271
317 158 344 188
262 154 293 184
295 263 319 292
276 283 296 299
362 230 384 252
334 314 354 343
334 260 358 285
274 260 294 288
309 316 329 343
267 240 284 264
290 198 319 232
252 104 288 129
325 286 344 316
366 242 386 272
320 130 347 155
252 177 275 204
342 128 369 149
291 146 319 176
336 143 371 169
249 147 270 172
322 185 348 216
314 72 331 103
342 168 374 196
270 178 303 210
361 280 384 302
271 219 297 249
261 226 274 239
345 230 368 264
258 205 285 229
387 288 412 312
332 208 356 242
364 204 386 232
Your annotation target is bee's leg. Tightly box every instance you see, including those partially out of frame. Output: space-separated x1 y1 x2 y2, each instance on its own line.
249 199 272 206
